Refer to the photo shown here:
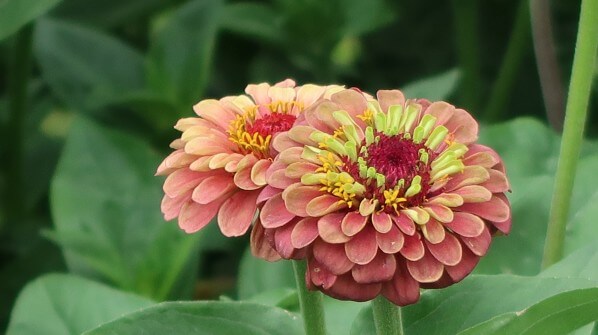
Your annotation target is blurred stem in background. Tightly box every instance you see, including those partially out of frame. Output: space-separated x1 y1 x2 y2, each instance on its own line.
485 0 531 122
530 0 565 132
292 260 327 335
542 0 598 269
452 0 481 112
2 25 33 233
372 296 402 335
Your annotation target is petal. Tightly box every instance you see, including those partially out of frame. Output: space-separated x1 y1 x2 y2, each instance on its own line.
272 132 301 153
331 89 368 120
250 159 271 186
391 214 416 235
352 252 396 284
400 233 425 261
307 257 338 289
306 194 346 217
291 217 320 249
192 99 236 130
208 153 244 170
345 226 378 265
443 165 490 192
341 211 369 236
283 184 322 217
443 212 485 237
267 167 296 189
422 101 455 127
156 149 195 176
268 86 296 103
256 185 279 204
444 108 478 144
178 199 221 233
452 185 492 203
463 151 499 169
480 169 510 193
376 225 405 254
285 161 319 179
425 232 462 266
407 251 444 283
217 190 260 237
383 260 421 306
377 90 406 113
296 84 326 108
250 223 280 262
323 274 381 302
161 191 191 221
274 220 296 259
460 224 491 256
422 218 446 244
423 204 454 223
163 168 205 198
318 213 351 243
456 195 510 223
445 244 479 282
192 174 235 204
245 83 271 106
372 212 393 233
490 194 512 234
260 193 296 228
427 193 464 207
313 239 354 275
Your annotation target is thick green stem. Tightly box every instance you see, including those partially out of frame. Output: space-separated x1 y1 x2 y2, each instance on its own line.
372 296 403 335
292 260 327 335
2 25 33 232
541 0 598 269
452 0 481 111
485 0 531 121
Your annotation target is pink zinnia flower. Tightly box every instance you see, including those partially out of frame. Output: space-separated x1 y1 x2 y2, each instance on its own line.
156 79 342 238
258 88 511 305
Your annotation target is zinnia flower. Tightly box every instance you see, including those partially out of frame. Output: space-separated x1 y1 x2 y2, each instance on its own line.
156 79 342 238
258 88 511 305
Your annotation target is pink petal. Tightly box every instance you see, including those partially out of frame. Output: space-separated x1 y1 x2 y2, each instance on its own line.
260 193 295 228
480 169 510 193
304 103 336 133
443 212 485 237
306 194 346 217
456 195 510 223
391 214 416 235
425 232 462 266
422 101 455 127
376 225 405 254
184 137 233 156
313 239 354 275
423 204 454 223
271 132 301 153
192 99 235 131
345 226 378 265
285 161 319 179
372 212 393 233
341 211 369 236
377 90 405 113
463 151 499 169
178 199 222 233
452 185 492 203
407 251 444 283
318 213 351 243
250 223 280 262
323 274 381 302
331 89 368 120
444 166 490 192
296 84 326 107
192 174 235 204
267 167 296 189
383 259 421 306
250 159 271 186
445 244 479 282
422 218 446 244
217 190 260 237
427 193 464 207
460 224 491 256
307 258 337 290
489 194 512 234
291 217 319 249
208 153 244 170
400 233 425 261
274 220 296 259
352 253 396 284
277 147 304 164
189 155 213 172
161 191 191 221
444 108 478 145
287 125 319 146
163 168 206 198
156 149 195 176
256 185 279 204
283 184 322 217
245 83 271 106
234 165 261 190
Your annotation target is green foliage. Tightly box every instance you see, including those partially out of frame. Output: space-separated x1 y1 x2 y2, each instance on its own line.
0 0 62 41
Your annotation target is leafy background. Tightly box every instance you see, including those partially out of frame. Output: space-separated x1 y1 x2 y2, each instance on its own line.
1 0 598 334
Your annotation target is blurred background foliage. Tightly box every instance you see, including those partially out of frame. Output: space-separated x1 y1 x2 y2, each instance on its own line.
1 0 597 333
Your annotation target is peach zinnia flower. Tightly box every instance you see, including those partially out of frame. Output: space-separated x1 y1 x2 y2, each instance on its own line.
156 79 341 237
259 88 511 305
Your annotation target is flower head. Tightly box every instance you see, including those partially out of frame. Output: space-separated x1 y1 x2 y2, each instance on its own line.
258 88 511 305
156 79 342 237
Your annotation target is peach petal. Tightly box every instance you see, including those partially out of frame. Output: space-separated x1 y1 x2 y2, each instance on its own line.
163 168 206 198
156 149 195 175
341 212 369 236
208 153 244 170
480 169 510 193
422 218 446 244
224 159 240 173
174 117 205 132
256 185 279 204
331 89 368 120
217 190 260 237
268 86 296 104
283 184 322 216
422 101 455 127
250 222 280 262
306 194 346 217
425 233 462 266
272 132 301 153
444 212 485 237
260 193 296 228
401 207 430 225
423 204 454 223
400 233 425 261
377 90 406 113
463 151 499 169
313 239 354 275
189 156 213 172
452 185 492 203
457 195 510 223
407 251 444 283
161 191 191 221
245 83 271 106
391 214 416 235
278 147 304 164
318 213 351 243
185 137 231 156
178 199 221 233
352 252 396 284
345 226 378 265
307 258 337 290
234 165 261 190
250 159 271 186
372 212 393 233
465 144 502 166
445 244 479 282
192 174 235 204
285 161 319 179
267 168 296 189
460 225 491 256
313 100 343 131
323 274 381 302
490 194 512 234
376 225 405 254
383 260 421 306
291 217 319 249
304 102 336 133
444 166 490 192
193 99 236 130
273 220 296 259
444 108 478 144
427 193 464 207
296 84 326 108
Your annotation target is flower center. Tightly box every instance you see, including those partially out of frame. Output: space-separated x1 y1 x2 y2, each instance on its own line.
245 113 296 139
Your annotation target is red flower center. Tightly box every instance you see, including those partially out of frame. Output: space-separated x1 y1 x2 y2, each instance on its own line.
245 113 297 138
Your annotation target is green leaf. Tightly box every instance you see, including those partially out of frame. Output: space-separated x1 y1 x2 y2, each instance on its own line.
0 0 61 41
6 273 153 335
402 274 598 335
542 243 598 281
147 0 223 110
50 117 200 300
349 304 375 335
458 288 598 335
401 68 461 101
340 0 395 36
220 3 283 45
83 301 303 335
34 19 144 113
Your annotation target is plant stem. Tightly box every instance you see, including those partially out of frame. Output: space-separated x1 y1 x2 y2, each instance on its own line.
292 260 327 335
372 296 403 335
452 0 481 111
485 0 531 121
530 0 565 132
541 0 598 269
2 25 34 232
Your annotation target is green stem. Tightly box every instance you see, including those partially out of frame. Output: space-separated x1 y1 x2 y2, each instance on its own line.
292 260 327 335
485 0 531 121
2 25 33 232
541 0 598 269
372 296 403 335
452 0 481 111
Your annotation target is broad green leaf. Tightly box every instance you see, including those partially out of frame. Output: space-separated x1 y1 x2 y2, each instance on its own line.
34 19 144 113
220 3 283 45
542 243 598 280
458 288 598 335
83 301 302 335
402 274 598 335
147 0 223 110
6 273 153 335
50 117 200 300
237 249 296 300
247 288 299 311
401 68 461 101
0 0 61 41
